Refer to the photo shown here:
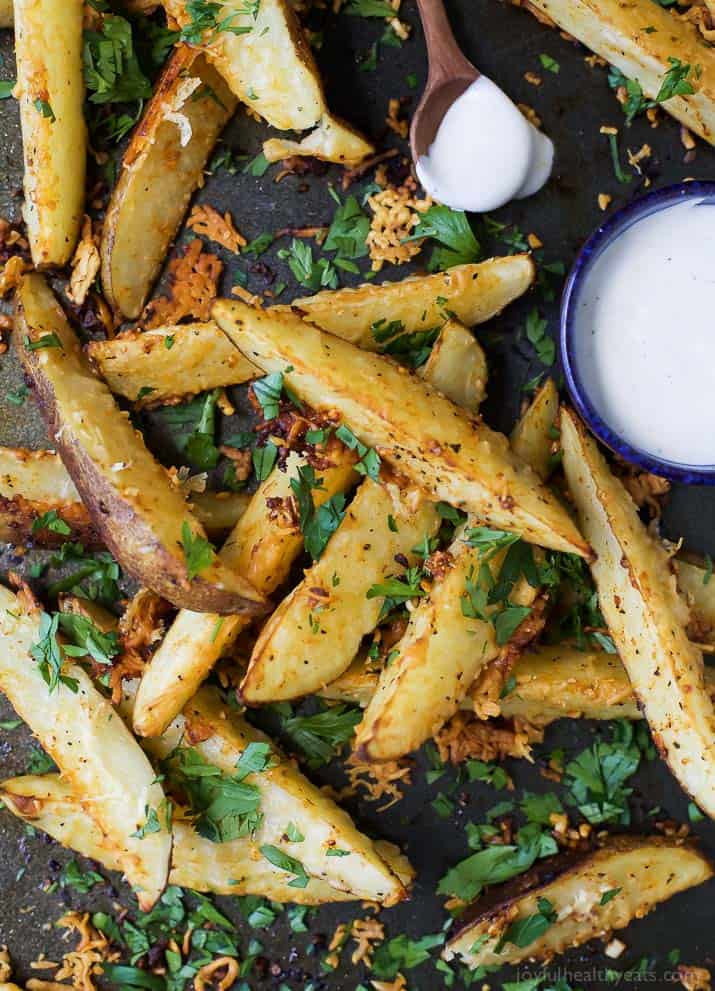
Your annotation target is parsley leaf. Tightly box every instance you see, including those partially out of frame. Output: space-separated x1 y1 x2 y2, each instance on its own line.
525 307 556 366
371 932 445 980
278 238 338 290
180 0 258 45
324 192 369 260
371 317 440 369
408 204 481 271
656 56 696 103
253 442 278 481
345 0 396 16
495 897 556 951
259 845 309 887
252 372 285 420
275 702 362 769
335 423 381 479
290 464 346 560
180 522 215 580
155 391 221 471
32 509 71 537
57 612 119 667
60 859 104 893
30 613 79 694
564 721 641 824
0 80 15 100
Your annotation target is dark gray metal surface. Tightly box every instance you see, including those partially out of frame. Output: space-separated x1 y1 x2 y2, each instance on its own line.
1 2 715 988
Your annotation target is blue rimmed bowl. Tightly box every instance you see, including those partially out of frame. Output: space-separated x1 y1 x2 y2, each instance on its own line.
560 180 715 486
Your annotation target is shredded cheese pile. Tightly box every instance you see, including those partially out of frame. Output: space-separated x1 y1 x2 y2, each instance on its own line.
143 239 223 327
67 216 101 306
56 913 118 991
187 205 247 254
434 711 540 764
366 179 430 272
345 755 412 809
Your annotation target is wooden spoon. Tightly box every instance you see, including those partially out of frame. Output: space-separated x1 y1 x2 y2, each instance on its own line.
410 0 479 160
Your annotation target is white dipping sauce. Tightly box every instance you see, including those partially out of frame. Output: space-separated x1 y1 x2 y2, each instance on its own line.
416 76 554 212
573 198 715 466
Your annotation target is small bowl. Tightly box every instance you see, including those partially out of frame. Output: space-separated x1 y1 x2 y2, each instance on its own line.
560 180 715 486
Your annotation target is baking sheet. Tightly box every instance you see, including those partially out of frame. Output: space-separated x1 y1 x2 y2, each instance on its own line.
1 1 714 986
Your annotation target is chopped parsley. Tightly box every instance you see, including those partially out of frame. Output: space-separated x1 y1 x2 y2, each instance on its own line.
371 932 446 980
271 701 362 769
32 509 71 537
252 442 278 481
259 845 309 888
344 0 396 16
525 307 556 367
60 859 104 893
180 0 258 45
57 611 119 667
180 523 215 580
334 423 381 479
290 464 347 561
407 204 481 271
34 98 55 121
367 566 426 618
130 805 163 840
164 743 273 842
30 612 79 694
564 720 642 824
278 238 338 291
0 80 15 100
608 56 696 129
495 897 556 951
600 887 622 905
539 54 560 74
24 333 62 351
155 391 221 471
371 317 440 369
324 190 369 261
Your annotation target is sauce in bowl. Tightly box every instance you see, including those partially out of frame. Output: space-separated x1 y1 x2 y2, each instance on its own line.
562 185 715 479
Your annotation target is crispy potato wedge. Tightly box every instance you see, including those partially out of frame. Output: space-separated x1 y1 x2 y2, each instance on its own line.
15 275 267 616
242 479 441 702
561 407 715 818
122 682 408 904
293 256 535 348
417 319 487 412
354 529 538 761
214 299 590 556
510 377 559 480
133 452 356 737
14 0 85 267
0 446 100 547
678 557 715 643
323 644 715 723
0 584 171 910
523 0 715 145
0 446 246 542
262 112 373 166
88 323 258 402
0 0 12 28
445 835 713 967
188 490 251 537
101 47 237 319
164 0 322 130
0 775 358 904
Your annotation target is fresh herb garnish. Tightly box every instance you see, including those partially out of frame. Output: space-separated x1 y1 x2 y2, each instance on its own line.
564 720 642 824
525 307 555 366
30 613 79 694
259 845 309 888
290 464 346 560
252 442 278 481
180 523 215 580
273 702 362 769
32 509 71 537
334 423 381 479
407 204 481 271
24 333 62 351
495 897 557 951
278 238 338 291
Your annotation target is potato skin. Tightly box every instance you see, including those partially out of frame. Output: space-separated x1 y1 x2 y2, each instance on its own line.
14 0 85 267
15 275 268 616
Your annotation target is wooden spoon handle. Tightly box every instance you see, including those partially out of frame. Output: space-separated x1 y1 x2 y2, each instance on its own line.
415 0 478 86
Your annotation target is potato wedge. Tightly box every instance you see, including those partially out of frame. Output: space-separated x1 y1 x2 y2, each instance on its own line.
417 319 487 412
262 112 373 166
0 584 171 910
0 446 100 547
0 0 12 28
293 255 535 348
678 557 715 643
353 528 538 761
322 643 715 723
101 47 237 319
133 452 356 737
523 0 715 145
15 275 267 616
88 323 258 402
241 479 441 702
122 682 408 904
0 775 357 904
510 377 559 480
213 299 590 556
14 0 85 267
561 407 715 818
0 446 246 543
164 0 321 130
444 835 713 968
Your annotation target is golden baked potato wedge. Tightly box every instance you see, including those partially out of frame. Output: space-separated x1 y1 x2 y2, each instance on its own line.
0 775 356 904
561 407 715 818
0 584 171 910
444 835 713 968
101 47 237 319
323 643 715 724
293 255 535 348
213 299 590 556
417 319 487 412
15 275 267 616
163 0 372 166
88 323 258 403
678 557 715 644
354 529 538 761
241 479 441 702
262 112 373 166
510 377 559 480
14 0 85 267
523 0 715 144
0 446 100 547
0 446 246 542
133 452 356 737
0 1 12 28
123 682 408 904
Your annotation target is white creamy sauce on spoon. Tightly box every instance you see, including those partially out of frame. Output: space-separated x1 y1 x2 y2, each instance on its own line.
416 76 554 212
573 198 715 467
